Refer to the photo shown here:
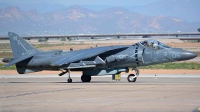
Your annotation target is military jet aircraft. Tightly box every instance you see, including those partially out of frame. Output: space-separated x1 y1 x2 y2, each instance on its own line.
2 32 197 83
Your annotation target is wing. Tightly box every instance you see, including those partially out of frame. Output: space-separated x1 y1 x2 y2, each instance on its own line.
51 46 128 66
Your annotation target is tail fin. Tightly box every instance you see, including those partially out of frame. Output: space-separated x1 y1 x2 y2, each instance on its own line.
8 32 42 57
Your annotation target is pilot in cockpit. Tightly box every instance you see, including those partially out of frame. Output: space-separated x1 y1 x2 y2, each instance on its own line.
140 39 170 50
143 40 156 48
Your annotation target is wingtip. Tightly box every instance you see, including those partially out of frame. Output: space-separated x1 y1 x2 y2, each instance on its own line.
3 63 11 68
3 65 8 68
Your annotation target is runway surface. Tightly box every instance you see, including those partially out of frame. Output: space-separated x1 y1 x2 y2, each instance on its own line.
0 74 200 112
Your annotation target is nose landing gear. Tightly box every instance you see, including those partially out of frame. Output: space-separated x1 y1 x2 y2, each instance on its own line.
127 67 139 82
127 74 137 82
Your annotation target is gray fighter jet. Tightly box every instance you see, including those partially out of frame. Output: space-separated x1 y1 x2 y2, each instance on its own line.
2 32 197 83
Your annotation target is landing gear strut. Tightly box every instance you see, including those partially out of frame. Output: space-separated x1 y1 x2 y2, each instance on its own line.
127 67 139 82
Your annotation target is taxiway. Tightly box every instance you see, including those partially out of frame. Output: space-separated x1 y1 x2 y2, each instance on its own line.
0 74 200 112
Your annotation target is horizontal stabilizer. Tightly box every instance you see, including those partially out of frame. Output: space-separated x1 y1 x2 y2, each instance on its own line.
4 55 33 68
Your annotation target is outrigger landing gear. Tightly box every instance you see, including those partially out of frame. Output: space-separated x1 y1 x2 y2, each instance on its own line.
58 69 72 83
67 69 72 83
127 67 139 82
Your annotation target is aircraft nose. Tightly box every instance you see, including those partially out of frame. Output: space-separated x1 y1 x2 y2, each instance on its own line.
179 51 198 61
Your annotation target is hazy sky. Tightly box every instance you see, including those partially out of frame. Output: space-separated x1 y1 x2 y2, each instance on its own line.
0 0 160 6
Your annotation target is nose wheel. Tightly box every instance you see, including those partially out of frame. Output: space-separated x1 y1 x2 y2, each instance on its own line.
127 67 139 82
127 74 137 82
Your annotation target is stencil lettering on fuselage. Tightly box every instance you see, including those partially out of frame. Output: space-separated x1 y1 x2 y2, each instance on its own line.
22 50 36 56
172 53 180 59
163 52 167 56
116 54 127 59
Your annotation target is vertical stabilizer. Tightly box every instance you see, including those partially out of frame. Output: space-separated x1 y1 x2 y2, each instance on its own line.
8 32 42 57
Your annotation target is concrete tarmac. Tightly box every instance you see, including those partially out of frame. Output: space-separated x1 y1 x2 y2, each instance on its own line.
0 74 200 112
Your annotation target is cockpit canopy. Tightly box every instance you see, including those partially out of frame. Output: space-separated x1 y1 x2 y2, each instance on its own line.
140 39 170 50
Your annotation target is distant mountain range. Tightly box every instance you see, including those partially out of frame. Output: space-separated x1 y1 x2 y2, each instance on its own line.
0 5 200 36
1 0 200 22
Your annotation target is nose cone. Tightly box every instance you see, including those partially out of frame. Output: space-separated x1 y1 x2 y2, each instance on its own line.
179 51 197 61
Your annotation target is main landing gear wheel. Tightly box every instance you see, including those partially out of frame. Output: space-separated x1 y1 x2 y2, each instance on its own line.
127 74 137 82
81 75 91 82
67 78 72 83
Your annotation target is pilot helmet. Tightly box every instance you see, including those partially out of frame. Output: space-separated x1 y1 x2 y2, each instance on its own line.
147 40 158 49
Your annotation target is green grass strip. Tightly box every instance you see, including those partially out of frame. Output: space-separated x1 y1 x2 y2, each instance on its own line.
0 64 16 70
139 62 200 70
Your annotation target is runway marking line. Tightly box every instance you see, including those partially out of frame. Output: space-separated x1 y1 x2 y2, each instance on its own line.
0 88 84 99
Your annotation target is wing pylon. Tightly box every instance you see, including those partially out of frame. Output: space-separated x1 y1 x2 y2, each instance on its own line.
60 56 105 69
